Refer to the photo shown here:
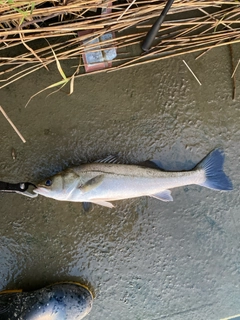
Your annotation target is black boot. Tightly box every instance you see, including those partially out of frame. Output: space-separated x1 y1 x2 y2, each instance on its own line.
0 282 93 320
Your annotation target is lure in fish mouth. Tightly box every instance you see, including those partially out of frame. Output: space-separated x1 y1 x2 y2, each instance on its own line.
34 149 232 209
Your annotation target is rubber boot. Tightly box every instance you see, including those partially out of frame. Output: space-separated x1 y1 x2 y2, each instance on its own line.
0 282 93 320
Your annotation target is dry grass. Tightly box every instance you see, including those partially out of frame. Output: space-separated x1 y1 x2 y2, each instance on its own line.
1 0 240 93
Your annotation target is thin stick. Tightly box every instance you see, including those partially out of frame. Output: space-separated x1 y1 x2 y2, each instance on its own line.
117 0 137 21
231 58 240 78
229 44 236 100
182 59 202 85
0 106 26 143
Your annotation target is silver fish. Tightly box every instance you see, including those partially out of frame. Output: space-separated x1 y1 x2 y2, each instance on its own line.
34 149 232 208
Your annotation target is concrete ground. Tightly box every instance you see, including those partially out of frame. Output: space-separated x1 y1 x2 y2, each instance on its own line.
0 42 240 320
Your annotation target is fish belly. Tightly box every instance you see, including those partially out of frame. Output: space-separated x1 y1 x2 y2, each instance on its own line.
73 174 196 202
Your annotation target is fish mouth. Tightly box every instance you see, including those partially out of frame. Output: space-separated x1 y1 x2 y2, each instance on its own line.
33 186 47 195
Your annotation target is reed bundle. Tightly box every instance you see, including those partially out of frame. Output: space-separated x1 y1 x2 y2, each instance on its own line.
1 0 240 91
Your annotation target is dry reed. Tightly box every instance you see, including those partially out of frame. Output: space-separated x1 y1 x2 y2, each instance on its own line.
1 0 240 92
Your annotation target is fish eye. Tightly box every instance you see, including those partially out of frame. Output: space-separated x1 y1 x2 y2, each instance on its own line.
45 179 52 187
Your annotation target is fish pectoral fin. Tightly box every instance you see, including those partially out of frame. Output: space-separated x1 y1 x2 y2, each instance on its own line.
91 200 115 208
79 174 105 193
150 190 173 202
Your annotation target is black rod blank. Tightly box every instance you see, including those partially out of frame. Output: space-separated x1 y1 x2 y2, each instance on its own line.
141 0 175 52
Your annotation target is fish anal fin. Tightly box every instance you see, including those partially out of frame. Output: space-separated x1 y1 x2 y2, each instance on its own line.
91 200 114 208
79 174 104 193
150 190 173 202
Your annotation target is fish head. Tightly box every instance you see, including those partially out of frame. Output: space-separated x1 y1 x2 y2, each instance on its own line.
33 173 64 199
34 169 79 200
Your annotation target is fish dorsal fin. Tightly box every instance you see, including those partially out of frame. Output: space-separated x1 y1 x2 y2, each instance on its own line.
91 200 114 208
151 190 173 202
79 174 104 193
95 155 121 164
138 160 165 171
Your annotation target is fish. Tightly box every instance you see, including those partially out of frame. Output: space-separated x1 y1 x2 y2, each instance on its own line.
33 149 232 209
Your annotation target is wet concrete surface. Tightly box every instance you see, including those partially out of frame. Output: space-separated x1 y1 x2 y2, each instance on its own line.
0 43 240 319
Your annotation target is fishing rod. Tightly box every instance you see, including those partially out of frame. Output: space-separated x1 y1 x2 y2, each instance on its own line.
142 0 175 52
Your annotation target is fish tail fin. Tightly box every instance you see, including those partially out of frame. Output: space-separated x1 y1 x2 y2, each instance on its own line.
196 149 232 191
